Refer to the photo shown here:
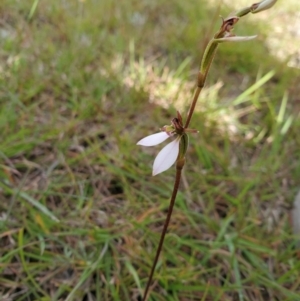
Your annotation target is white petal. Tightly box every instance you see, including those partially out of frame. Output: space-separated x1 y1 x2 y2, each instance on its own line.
216 35 257 43
137 132 170 146
152 138 180 176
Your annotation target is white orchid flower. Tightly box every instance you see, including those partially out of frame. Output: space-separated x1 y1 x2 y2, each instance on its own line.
137 111 195 176
137 132 181 176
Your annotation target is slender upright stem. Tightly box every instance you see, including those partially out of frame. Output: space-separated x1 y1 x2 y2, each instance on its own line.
184 86 202 129
142 163 184 301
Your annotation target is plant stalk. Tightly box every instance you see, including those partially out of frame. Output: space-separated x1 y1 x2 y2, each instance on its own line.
142 2 277 298
184 86 202 129
142 162 184 301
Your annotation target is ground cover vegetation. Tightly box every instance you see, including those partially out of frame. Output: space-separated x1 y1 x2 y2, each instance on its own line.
1 0 300 300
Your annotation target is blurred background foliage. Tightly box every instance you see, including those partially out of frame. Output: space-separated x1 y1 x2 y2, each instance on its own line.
1 0 300 300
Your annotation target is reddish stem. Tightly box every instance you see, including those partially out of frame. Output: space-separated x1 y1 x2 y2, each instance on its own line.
184 86 202 129
142 163 183 301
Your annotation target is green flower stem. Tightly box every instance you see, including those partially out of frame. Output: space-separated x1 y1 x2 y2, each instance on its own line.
142 159 185 301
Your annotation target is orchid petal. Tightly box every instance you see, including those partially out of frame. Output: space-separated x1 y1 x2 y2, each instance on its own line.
137 132 170 146
152 138 180 176
216 35 257 43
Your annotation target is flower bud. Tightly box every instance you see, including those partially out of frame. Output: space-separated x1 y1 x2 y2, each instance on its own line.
251 0 277 14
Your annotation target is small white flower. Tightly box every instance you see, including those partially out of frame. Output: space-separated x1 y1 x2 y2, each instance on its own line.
137 132 180 176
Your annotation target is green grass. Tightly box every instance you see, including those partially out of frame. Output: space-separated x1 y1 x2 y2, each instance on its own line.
1 0 300 300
